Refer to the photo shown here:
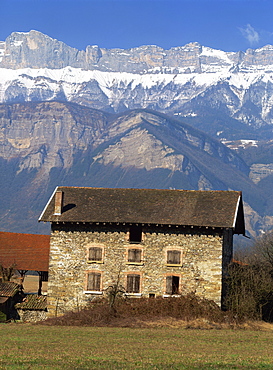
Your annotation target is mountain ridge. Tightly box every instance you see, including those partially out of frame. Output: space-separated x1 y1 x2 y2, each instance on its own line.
2 30 273 73
0 100 266 236
1 31 273 236
1 30 273 139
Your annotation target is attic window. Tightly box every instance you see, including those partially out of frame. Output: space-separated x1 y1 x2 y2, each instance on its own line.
129 225 142 243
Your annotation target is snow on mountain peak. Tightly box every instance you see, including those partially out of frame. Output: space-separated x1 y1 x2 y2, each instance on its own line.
1 30 273 130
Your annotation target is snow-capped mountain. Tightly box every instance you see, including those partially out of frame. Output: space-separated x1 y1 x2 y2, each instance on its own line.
1 30 273 139
2 30 273 236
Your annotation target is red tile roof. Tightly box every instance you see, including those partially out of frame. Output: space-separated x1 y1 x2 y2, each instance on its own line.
0 232 50 271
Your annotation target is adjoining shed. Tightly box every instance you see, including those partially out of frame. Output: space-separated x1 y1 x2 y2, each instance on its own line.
0 282 24 321
15 294 47 322
39 186 246 317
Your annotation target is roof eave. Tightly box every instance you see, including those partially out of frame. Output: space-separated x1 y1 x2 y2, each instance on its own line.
38 186 59 222
232 193 246 235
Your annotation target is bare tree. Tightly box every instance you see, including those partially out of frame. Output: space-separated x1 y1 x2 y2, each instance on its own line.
105 270 125 313
0 263 16 282
252 231 273 270
226 231 273 321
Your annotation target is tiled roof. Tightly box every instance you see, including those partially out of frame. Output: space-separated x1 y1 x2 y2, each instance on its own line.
15 294 47 310
0 232 50 271
39 186 245 234
0 282 20 297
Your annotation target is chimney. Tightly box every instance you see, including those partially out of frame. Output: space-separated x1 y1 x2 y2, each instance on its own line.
54 190 63 215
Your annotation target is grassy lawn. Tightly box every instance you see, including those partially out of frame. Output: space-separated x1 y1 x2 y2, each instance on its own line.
1 324 273 369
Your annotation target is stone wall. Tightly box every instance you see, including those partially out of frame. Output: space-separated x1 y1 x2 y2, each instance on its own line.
17 309 47 322
46 223 232 317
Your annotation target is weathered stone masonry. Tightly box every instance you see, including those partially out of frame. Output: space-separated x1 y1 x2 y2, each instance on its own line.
47 223 231 316
40 186 245 318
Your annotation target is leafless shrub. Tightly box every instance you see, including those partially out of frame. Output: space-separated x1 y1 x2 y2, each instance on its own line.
226 231 273 321
0 263 16 282
225 262 273 320
41 294 234 327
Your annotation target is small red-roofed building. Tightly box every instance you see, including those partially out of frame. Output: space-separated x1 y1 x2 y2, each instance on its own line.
0 232 50 294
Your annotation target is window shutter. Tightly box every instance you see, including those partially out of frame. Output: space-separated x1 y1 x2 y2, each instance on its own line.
134 275 140 293
128 249 141 262
166 276 180 294
172 276 180 294
127 275 134 292
89 247 102 261
166 276 173 294
167 250 181 264
87 272 101 291
127 274 140 293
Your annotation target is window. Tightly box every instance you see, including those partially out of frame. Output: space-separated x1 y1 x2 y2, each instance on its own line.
128 248 142 263
126 274 140 293
88 246 103 263
87 272 101 291
167 250 181 265
129 225 142 243
166 275 180 295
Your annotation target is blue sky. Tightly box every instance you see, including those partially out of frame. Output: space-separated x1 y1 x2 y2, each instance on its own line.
1 0 272 52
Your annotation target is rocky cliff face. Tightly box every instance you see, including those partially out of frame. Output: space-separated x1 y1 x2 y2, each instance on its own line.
1 30 273 73
0 101 265 235
0 31 233 72
1 31 273 138
0 101 249 178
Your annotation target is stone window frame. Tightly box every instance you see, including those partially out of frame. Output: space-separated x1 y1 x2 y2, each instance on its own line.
86 243 105 264
163 273 182 297
125 246 144 266
165 247 183 267
84 270 103 294
124 271 143 296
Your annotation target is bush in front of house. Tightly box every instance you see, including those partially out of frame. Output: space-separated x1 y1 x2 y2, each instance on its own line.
41 294 235 327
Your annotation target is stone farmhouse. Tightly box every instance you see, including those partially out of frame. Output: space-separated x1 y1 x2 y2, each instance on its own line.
39 186 245 317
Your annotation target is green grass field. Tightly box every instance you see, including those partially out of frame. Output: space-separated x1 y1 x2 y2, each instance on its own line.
1 324 273 369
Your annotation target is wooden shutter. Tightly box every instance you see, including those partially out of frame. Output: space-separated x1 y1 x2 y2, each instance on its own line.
172 276 180 294
87 272 101 291
167 250 181 264
127 274 140 293
89 247 102 261
166 276 173 294
166 276 180 294
128 248 141 262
